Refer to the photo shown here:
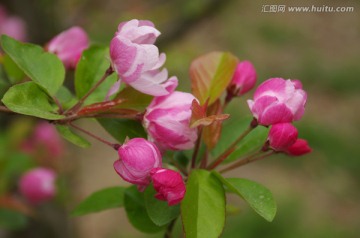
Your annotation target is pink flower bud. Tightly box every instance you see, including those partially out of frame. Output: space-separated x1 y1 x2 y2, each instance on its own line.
109 19 175 96
113 138 162 188
33 122 64 158
150 168 186 206
228 61 257 96
143 91 198 151
0 6 27 41
247 78 307 126
47 26 89 69
268 123 298 151
18 168 56 204
286 139 312 156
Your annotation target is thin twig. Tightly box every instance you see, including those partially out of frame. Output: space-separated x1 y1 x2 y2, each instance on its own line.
69 122 119 149
207 119 258 170
219 151 274 174
164 218 177 238
0 105 12 113
66 66 114 115
191 126 203 169
52 96 64 114
168 155 188 176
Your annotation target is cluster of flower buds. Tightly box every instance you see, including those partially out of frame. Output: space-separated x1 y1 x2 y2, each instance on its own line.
108 19 312 206
109 20 197 205
245 78 311 155
0 5 27 41
113 138 186 205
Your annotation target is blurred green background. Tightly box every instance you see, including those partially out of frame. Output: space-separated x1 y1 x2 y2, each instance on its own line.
1 0 360 237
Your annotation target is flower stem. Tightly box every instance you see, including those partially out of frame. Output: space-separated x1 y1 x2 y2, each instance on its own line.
168 155 188 176
66 66 114 115
219 151 274 174
0 105 11 113
164 218 176 238
69 122 119 150
207 118 258 170
191 126 203 169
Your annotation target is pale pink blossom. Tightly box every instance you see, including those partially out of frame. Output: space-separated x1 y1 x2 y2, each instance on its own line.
228 60 257 96
18 168 56 204
0 5 26 41
47 26 89 69
109 19 175 96
114 138 162 189
150 168 186 206
247 78 307 125
268 123 298 151
143 91 198 151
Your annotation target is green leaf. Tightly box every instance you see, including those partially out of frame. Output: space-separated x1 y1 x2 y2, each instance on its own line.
0 209 27 230
1 35 65 95
55 86 77 110
115 86 153 111
144 185 180 226
98 118 146 143
181 169 226 238
2 54 25 84
213 172 276 222
0 77 9 99
190 51 238 105
124 186 165 233
1 82 64 120
75 45 117 104
72 187 125 216
55 125 91 148
211 117 269 164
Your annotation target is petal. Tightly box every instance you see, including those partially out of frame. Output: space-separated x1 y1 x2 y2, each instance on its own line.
259 103 294 125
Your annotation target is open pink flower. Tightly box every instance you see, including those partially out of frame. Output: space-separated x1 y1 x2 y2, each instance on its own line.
47 26 89 69
247 78 307 126
109 19 175 96
228 60 257 96
19 168 56 204
150 168 186 206
114 138 162 189
286 139 312 156
0 5 26 41
143 90 198 151
268 123 298 151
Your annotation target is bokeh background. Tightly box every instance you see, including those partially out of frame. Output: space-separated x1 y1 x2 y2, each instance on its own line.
1 0 359 237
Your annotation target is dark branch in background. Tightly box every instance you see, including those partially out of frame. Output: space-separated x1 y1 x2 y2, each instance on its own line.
157 0 234 48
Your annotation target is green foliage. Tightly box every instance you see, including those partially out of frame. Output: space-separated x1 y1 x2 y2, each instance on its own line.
144 185 180 226
214 172 276 222
55 86 77 110
181 169 226 238
98 118 146 143
115 86 153 111
190 51 238 105
75 45 117 104
72 186 126 216
124 186 165 233
0 209 27 230
1 82 64 120
1 35 65 95
55 125 91 148
212 117 269 164
2 54 25 84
